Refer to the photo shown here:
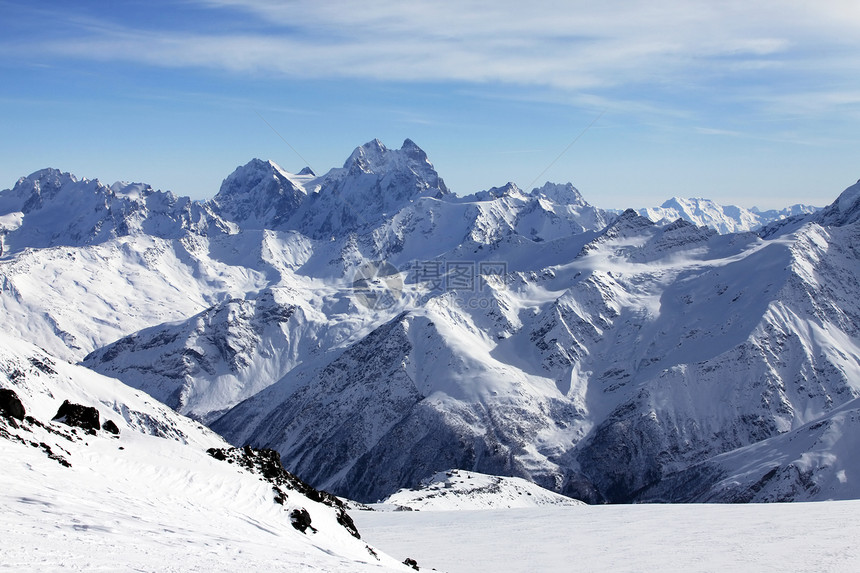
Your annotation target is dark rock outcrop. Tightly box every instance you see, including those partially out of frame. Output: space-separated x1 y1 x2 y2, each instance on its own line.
0 388 26 420
52 400 100 432
289 508 314 533
206 445 360 539
101 419 120 435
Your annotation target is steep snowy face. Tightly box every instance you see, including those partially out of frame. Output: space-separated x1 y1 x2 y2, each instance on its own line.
573 222 860 502
212 158 307 230
637 397 860 503
211 308 589 503
577 208 655 257
817 179 860 227
0 168 227 256
760 180 860 238
82 287 328 423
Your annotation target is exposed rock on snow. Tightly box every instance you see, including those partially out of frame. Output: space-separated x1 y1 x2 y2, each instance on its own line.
52 400 102 433
0 333 409 571
207 445 361 538
0 388 25 420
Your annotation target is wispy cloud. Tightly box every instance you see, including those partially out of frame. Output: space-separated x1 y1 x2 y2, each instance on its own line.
3 0 860 121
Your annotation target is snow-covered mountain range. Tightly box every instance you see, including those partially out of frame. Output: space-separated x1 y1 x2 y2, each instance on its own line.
2 138 858 508
637 197 818 234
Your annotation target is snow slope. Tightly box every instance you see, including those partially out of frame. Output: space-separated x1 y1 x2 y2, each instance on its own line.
638 397 860 503
379 469 585 510
0 333 412 572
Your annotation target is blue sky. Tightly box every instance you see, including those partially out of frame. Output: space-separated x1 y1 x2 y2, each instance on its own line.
1 0 859 209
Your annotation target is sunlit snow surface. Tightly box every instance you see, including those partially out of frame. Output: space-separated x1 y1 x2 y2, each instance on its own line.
0 334 408 572
358 501 860 573
379 469 584 510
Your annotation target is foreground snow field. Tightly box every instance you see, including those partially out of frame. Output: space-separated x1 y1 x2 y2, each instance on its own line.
0 433 402 573
0 334 409 572
358 501 860 573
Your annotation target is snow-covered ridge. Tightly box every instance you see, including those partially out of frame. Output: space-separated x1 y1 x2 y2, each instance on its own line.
0 168 228 256
637 196 819 234
378 469 586 510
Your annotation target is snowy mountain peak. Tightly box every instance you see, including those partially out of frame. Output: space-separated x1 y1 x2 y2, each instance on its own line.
213 158 307 230
217 158 300 197
475 182 524 200
400 137 430 163
811 179 860 229
531 182 588 207
642 197 760 234
659 196 704 211
613 208 654 229
1 168 90 214
278 138 451 239
19 167 79 188
835 179 860 218
642 197 823 234
0 166 229 256
19 167 79 186
760 179 860 238
345 138 388 174
341 139 448 196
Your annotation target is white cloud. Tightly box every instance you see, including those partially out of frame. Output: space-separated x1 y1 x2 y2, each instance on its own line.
4 0 860 118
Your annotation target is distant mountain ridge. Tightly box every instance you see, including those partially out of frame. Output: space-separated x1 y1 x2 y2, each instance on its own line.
2 139 859 507
636 197 819 234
